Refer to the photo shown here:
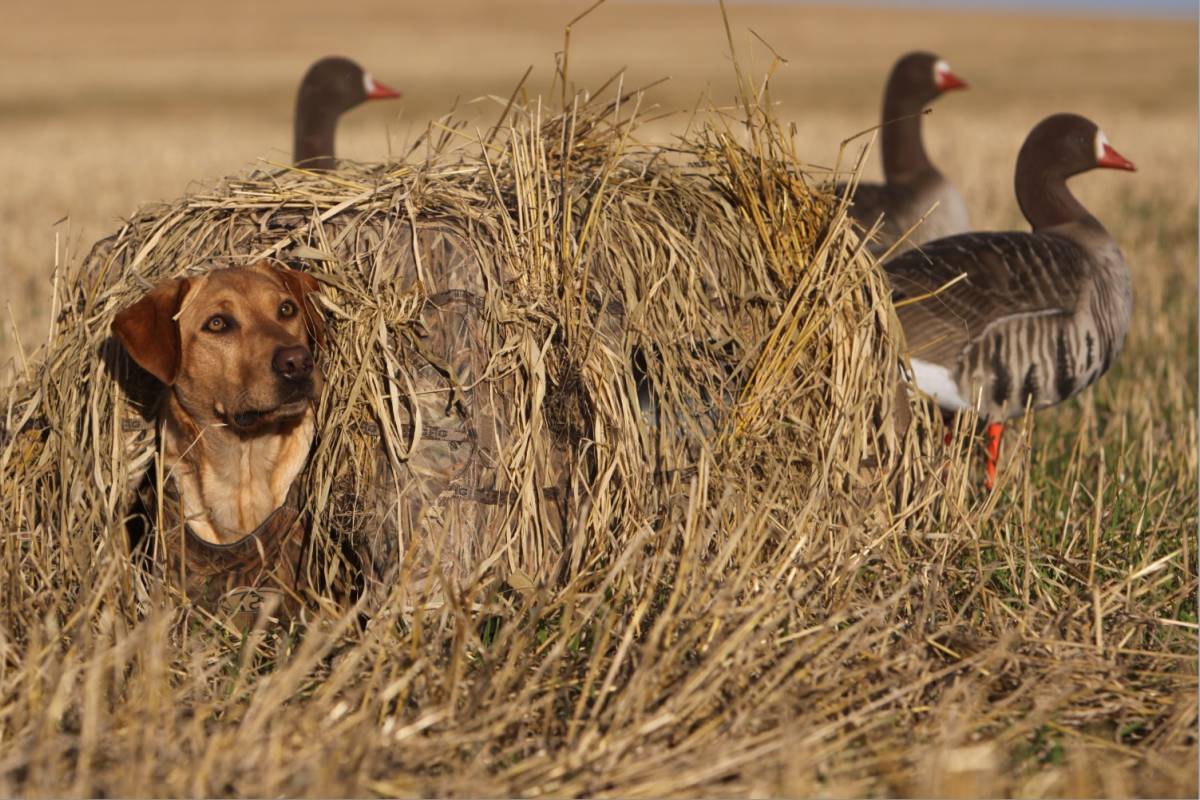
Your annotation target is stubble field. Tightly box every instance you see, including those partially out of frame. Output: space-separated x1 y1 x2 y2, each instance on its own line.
0 1 1196 796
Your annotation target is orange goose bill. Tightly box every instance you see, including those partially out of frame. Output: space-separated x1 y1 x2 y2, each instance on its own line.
839 51 970 257
933 59 968 92
293 56 401 172
363 72 401 101
886 113 1136 488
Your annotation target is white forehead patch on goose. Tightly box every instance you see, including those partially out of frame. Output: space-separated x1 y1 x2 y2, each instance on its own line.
934 59 951 81
1094 129 1110 160
363 72 377 94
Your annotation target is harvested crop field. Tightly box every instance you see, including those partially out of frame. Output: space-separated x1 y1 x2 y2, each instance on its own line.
0 1 1196 797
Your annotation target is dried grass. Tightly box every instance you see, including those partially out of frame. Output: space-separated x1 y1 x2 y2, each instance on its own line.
0 32 1195 798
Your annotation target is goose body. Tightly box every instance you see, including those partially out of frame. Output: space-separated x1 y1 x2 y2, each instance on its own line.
850 175 970 257
293 56 400 171
843 52 969 256
891 226 1131 422
888 113 1136 429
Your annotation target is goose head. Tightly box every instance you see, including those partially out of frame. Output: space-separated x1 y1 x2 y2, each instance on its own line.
887 51 968 110
297 56 400 118
1015 113 1136 230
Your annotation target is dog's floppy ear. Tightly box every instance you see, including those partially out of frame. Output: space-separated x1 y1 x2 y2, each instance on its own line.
255 260 326 349
112 277 191 385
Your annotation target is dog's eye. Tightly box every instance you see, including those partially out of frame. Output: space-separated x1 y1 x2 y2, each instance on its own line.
279 300 297 318
205 315 230 333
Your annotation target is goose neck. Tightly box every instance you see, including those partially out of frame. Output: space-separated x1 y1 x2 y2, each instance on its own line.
293 99 338 171
1016 162 1094 232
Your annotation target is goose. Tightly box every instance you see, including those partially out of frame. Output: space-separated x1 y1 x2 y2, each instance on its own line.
843 51 969 256
886 113 1136 487
293 56 400 171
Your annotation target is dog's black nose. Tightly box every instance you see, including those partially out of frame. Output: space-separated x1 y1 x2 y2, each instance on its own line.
272 345 313 381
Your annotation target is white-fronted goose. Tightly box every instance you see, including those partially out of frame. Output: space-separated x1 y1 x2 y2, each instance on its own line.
887 113 1136 487
293 56 400 171
844 51 969 256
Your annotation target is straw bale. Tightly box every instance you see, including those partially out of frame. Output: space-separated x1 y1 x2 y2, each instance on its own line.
1 89 911 617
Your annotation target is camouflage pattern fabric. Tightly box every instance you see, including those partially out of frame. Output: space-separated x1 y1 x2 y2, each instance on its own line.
140 480 308 630
329 225 572 610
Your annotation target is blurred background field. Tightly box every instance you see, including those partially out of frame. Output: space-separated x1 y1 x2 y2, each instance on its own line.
0 0 1194 369
0 1 1196 796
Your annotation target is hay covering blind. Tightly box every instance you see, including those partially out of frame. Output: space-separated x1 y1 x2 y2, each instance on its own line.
4 89 910 610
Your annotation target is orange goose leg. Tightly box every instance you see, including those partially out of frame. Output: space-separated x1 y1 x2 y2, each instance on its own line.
984 422 1004 490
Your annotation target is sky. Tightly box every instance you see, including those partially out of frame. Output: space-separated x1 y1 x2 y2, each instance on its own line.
715 0 1198 17
884 0 1195 15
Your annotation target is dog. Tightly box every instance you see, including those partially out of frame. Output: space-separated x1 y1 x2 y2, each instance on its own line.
113 260 325 546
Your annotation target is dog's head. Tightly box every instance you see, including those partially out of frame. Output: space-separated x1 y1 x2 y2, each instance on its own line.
113 261 326 432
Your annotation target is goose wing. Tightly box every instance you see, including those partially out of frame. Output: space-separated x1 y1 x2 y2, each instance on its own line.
886 231 1091 367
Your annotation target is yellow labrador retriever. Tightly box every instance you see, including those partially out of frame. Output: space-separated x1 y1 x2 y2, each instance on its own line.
113 261 324 545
